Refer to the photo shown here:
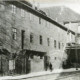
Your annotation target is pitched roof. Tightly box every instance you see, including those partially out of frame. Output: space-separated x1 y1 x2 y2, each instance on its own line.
41 6 80 23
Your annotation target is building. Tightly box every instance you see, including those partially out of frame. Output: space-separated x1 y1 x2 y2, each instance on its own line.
41 6 80 42
0 1 78 75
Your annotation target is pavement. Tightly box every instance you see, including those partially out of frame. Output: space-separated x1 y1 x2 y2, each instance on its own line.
0 68 80 80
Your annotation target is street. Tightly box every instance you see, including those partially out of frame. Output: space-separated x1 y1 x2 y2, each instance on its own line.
0 69 80 80
22 71 80 80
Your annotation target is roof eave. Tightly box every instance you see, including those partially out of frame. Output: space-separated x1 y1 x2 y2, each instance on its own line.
5 1 75 35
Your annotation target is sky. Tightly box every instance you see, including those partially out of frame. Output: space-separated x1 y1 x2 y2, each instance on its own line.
28 0 80 14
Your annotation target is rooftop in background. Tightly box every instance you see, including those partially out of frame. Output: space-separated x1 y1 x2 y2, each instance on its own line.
27 0 80 14
41 6 80 23
5 0 76 34
15 0 80 23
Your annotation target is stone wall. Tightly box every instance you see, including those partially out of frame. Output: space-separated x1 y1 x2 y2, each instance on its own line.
0 2 72 53
0 1 76 73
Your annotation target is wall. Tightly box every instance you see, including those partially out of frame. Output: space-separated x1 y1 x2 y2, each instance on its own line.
30 55 44 72
0 2 69 53
65 23 78 43
0 1 76 71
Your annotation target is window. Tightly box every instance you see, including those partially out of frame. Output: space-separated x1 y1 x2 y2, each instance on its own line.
40 35 42 45
59 42 60 49
54 40 56 48
55 57 57 60
29 13 32 21
39 17 41 24
12 5 16 14
46 22 47 27
12 28 17 40
0 4 5 11
47 38 50 46
62 43 64 48
21 9 25 17
35 7 38 10
21 30 25 49
30 33 33 43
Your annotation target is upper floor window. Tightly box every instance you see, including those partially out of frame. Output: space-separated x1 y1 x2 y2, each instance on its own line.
54 40 56 48
0 4 5 11
58 42 60 49
39 17 41 24
40 35 42 45
29 13 32 21
21 9 25 17
35 7 38 10
46 21 47 27
47 38 50 46
12 28 17 40
12 5 16 14
30 33 33 43
21 30 25 49
62 43 64 48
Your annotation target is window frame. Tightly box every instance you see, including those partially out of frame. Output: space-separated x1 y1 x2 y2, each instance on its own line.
47 38 50 46
39 35 42 45
21 8 25 17
30 33 33 43
39 17 41 24
58 42 60 49
12 5 16 14
12 28 17 40
29 13 32 21
54 40 56 48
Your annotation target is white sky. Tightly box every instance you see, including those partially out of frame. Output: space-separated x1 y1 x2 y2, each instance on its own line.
29 0 80 14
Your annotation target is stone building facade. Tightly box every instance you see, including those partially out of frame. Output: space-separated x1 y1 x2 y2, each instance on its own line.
0 1 77 75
